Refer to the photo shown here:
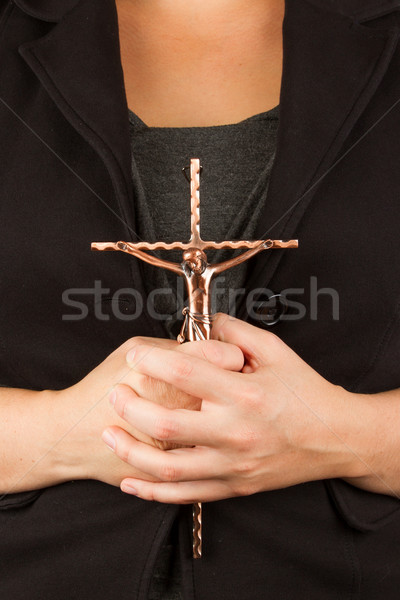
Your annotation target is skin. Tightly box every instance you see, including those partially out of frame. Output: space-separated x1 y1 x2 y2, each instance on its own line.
101 0 400 503
115 0 284 126
104 315 400 502
0 337 244 493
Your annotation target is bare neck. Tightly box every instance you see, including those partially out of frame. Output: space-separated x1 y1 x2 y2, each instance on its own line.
116 0 284 127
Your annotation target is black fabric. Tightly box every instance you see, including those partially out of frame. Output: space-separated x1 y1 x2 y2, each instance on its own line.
148 520 182 600
12 0 80 22
0 0 400 598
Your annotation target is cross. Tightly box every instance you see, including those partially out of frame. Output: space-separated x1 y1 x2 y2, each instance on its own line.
92 158 298 558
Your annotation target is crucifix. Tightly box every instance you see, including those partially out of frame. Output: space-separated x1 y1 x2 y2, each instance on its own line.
92 158 298 558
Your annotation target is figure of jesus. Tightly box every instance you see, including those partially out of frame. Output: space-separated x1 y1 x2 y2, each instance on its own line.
93 240 274 341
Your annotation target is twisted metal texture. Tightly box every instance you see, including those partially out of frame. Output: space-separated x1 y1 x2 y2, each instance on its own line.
192 501 203 559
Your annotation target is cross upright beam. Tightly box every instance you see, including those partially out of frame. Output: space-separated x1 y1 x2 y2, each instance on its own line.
92 159 298 254
190 158 202 247
91 157 298 560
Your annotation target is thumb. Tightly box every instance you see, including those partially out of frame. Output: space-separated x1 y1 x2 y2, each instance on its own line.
211 313 285 367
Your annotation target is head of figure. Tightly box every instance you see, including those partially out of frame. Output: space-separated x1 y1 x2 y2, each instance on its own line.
183 248 207 274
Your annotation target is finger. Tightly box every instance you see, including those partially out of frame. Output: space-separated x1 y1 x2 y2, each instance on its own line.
140 337 177 348
125 336 178 351
112 385 222 446
120 477 237 504
104 426 221 481
128 336 244 371
123 367 200 412
211 313 285 365
177 339 244 372
125 343 249 403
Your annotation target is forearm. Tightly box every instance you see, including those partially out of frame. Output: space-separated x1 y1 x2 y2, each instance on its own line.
0 387 81 494
339 388 400 497
0 345 202 494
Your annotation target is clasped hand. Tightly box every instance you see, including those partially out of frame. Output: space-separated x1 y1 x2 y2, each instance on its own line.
102 314 364 503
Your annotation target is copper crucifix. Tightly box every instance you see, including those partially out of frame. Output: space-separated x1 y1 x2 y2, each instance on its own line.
92 158 298 559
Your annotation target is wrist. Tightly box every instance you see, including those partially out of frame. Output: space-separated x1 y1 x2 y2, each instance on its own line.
321 387 383 482
339 390 400 494
43 386 94 483
303 385 373 483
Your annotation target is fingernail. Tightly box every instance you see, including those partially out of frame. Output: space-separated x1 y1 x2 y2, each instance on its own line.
121 483 138 495
126 348 136 365
102 430 116 452
109 389 116 406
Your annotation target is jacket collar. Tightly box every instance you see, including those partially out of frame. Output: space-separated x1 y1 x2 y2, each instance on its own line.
305 0 400 20
16 0 400 298
13 0 81 22
18 0 136 237
241 0 400 307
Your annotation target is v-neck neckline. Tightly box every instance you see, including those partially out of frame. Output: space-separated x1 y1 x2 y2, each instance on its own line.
128 106 280 132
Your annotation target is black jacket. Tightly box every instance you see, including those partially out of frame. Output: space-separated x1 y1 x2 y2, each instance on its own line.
1 0 400 598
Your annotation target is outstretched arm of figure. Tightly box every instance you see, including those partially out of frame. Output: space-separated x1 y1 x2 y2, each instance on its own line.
211 241 272 275
92 242 183 276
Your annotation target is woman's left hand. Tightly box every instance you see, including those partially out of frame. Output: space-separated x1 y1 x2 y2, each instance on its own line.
104 314 369 503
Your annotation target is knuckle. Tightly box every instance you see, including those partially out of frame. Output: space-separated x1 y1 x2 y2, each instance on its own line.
234 481 256 497
129 335 146 346
130 344 150 367
229 426 259 452
204 342 223 365
144 488 156 502
158 462 179 482
228 470 258 496
153 417 179 441
239 382 264 409
120 401 130 422
232 459 254 477
114 382 130 397
170 357 194 381
152 439 181 451
119 444 134 465
196 342 208 362
121 336 145 353
134 373 153 394
264 331 284 357
113 387 133 420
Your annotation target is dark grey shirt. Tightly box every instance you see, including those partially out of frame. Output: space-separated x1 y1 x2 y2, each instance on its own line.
128 107 279 598
129 107 279 338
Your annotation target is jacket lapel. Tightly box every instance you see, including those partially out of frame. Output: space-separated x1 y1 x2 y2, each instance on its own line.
13 0 80 22
17 0 138 240
241 0 400 313
15 0 400 317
